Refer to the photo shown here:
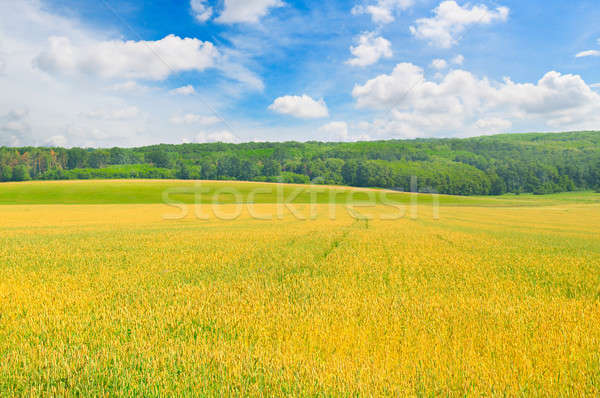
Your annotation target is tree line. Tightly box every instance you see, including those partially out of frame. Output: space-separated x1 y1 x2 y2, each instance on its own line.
1 131 600 195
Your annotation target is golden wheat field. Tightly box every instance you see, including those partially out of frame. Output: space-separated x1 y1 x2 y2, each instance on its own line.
0 181 599 396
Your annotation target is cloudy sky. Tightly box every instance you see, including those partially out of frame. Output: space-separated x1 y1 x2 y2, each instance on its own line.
0 0 599 147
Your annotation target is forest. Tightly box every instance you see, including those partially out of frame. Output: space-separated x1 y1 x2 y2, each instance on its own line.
1 131 600 196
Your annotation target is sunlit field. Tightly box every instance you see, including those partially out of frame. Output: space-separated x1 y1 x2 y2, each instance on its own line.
1 180 599 396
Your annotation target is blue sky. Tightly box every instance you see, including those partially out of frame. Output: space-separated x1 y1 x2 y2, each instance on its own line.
0 0 599 147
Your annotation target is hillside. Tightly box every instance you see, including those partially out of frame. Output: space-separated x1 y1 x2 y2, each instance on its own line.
1 131 600 196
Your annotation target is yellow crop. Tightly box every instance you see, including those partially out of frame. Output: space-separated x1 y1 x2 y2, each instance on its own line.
1 197 599 396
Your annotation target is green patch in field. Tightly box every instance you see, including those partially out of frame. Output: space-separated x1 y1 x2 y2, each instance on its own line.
2 180 597 207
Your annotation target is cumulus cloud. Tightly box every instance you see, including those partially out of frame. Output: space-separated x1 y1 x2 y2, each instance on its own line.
319 121 378 141
353 63 424 109
576 50 600 58
352 0 414 24
410 1 509 48
169 85 196 95
170 114 221 125
352 63 600 137
319 121 349 141
430 59 448 70
452 54 464 65
195 130 239 143
215 0 284 24
34 34 220 80
347 32 393 67
268 95 329 119
190 0 213 22
0 1 209 147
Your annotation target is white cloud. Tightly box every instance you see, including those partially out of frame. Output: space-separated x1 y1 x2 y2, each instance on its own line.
352 63 600 138
45 135 68 147
452 54 464 65
319 121 349 140
62 125 122 147
410 1 509 48
430 58 448 70
215 0 284 24
268 95 329 119
216 54 265 91
84 106 141 121
190 0 213 22
0 0 263 147
576 50 600 58
354 134 373 141
3 121 29 133
108 81 149 93
0 1 164 147
34 34 220 80
475 117 512 132
347 32 393 67
169 85 196 95
0 110 31 146
352 0 415 24
170 114 221 125
319 121 378 142
352 63 424 109
195 130 239 143
591 83 600 89
87 128 110 140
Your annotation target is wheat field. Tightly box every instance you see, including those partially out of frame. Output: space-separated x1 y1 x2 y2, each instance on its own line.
0 181 599 396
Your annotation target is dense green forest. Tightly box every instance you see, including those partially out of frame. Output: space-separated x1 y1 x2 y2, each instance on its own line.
2 131 600 195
